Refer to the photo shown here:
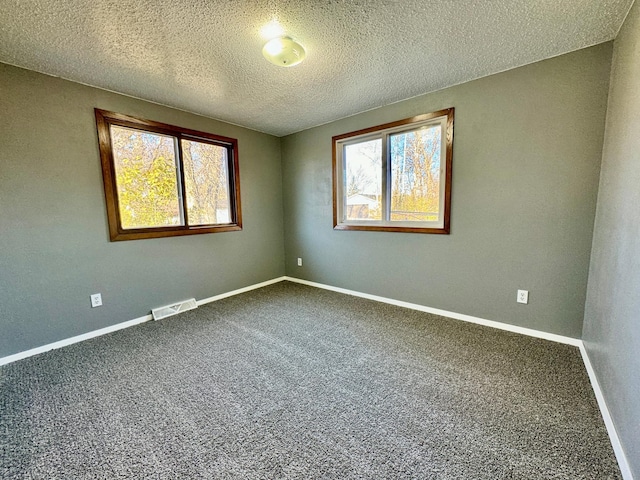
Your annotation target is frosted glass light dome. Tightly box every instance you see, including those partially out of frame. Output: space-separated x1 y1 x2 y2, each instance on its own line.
262 36 306 67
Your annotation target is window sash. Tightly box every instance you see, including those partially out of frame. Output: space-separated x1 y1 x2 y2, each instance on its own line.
109 125 186 230
95 109 242 241
333 109 453 234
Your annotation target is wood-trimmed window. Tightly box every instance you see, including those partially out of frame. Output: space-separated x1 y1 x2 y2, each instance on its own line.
95 109 242 241
332 108 454 234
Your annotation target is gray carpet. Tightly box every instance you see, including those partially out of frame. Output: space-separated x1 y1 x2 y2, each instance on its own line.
0 281 621 479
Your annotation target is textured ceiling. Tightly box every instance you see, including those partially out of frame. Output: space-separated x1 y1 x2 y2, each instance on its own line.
0 0 633 136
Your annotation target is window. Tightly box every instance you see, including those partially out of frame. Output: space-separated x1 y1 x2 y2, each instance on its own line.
332 108 454 234
95 109 241 241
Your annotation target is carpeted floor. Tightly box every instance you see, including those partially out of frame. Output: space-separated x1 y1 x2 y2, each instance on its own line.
0 281 621 479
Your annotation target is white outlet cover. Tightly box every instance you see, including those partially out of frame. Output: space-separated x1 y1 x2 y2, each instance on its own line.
297 258 303 266
91 293 103 308
517 290 529 304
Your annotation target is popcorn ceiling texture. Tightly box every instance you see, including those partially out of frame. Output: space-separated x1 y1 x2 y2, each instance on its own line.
0 0 632 136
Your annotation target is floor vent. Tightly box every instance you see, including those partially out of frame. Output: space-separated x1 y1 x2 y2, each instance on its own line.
152 298 198 321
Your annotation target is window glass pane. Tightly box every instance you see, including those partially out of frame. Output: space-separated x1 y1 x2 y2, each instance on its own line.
110 125 182 229
390 125 441 222
344 139 382 221
181 139 231 225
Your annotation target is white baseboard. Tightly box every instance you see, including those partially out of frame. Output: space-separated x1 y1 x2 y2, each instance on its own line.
0 314 152 367
197 277 287 306
284 276 632 479
1 274 632 479
0 276 288 367
578 344 634 480
1 274 577 365
283 276 581 346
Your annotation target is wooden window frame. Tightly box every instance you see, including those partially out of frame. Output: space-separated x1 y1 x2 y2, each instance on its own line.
332 108 454 234
95 109 242 241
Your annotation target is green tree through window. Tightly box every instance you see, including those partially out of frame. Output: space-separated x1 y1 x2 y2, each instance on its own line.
95 109 241 241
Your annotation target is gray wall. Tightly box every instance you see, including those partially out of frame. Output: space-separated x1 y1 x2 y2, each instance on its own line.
282 44 612 338
583 0 640 476
0 63 285 358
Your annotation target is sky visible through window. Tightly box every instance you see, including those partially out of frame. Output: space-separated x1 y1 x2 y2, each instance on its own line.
344 125 441 222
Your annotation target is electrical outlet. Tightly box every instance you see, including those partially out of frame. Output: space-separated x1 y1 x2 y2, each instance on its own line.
90 293 103 308
517 290 529 304
297 257 303 267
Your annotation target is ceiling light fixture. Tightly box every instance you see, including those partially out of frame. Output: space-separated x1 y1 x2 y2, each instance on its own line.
262 36 306 67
